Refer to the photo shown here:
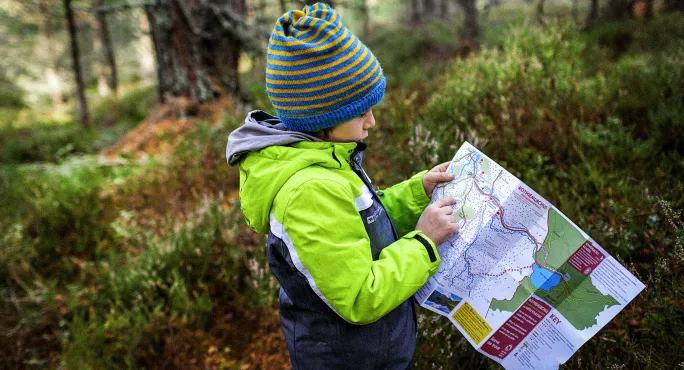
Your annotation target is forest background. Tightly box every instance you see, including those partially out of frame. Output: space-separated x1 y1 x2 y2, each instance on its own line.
0 0 683 368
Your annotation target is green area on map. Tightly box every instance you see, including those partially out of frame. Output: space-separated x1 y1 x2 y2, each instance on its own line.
490 209 619 330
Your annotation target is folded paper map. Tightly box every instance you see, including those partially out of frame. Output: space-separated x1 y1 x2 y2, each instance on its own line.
415 142 645 370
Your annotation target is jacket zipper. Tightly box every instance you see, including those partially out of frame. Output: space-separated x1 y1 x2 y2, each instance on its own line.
349 149 400 241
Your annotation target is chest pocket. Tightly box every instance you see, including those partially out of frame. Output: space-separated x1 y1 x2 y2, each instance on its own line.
354 184 396 260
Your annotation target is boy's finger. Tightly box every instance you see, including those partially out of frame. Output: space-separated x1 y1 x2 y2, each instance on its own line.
435 162 450 172
435 198 458 207
435 172 455 181
426 171 454 183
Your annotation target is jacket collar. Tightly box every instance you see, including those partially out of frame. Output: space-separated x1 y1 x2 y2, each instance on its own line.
290 141 367 169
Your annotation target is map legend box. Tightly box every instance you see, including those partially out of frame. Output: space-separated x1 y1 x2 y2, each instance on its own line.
481 296 551 359
451 302 492 345
567 241 606 276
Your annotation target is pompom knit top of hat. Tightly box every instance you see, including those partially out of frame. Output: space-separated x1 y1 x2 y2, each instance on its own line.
266 2 386 132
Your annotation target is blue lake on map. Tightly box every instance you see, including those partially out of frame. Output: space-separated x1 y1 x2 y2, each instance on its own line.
530 263 562 292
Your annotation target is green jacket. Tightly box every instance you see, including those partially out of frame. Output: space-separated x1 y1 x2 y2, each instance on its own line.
238 139 441 324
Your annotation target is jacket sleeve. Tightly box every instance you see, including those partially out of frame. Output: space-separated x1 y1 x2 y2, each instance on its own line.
277 178 440 325
377 170 431 236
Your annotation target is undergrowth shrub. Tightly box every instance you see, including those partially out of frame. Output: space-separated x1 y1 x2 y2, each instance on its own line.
58 197 276 368
0 121 97 164
0 86 155 165
407 18 684 370
606 43 684 153
91 86 155 129
0 156 139 366
423 21 604 162
0 74 26 125
0 157 121 283
0 112 272 366
364 22 460 90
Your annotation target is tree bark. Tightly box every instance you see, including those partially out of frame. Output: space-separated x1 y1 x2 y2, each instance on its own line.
424 0 436 16
64 0 90 127
663 0 684 11
646 0 654 17
440 0 450 19
607 0 631 19
411 0 422 23
39 0 64 109
94 0 118 96
457 0 479 53
144 5 165 103
143 0 246 106
586 0 599 28
360 0 371 36
537 0 546 24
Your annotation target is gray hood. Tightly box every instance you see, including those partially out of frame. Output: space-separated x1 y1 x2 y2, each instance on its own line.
226 110 321 166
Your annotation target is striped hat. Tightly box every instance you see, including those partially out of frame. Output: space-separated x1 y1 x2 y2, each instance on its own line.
266 2 386 132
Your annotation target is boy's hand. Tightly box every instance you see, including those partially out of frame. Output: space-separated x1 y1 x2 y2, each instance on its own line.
422 162 454 198
416 198 460 246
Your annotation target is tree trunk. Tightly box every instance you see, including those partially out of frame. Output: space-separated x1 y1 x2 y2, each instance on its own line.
440 0 450 19
134 10 156 81
144 5 165 103
143 0 245 107
93 0 118 96
424 0 436 16
360 0 371 36
458 0 479 53
537 0 546 24
607 0 631 19
411 0 422 23
663 0 684 11
586 0 599 28
39 0 64 109
64 0 90 127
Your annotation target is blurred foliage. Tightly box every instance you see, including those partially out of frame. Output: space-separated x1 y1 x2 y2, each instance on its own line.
91 86 155 129
0 116 280 367
0 5 683 370
364 22 461 90
0 86 155 164
395 16 683 370
0 122 97 164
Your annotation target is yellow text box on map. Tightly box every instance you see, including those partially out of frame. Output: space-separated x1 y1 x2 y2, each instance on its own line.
452 302 492 345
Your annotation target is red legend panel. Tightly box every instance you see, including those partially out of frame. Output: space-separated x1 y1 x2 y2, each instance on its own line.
481 297 551 360
567 241 606 276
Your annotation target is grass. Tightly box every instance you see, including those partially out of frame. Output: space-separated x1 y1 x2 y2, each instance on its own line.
0 85 155 164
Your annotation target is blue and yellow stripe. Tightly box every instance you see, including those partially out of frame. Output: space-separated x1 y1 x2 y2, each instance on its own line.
265 2 386 132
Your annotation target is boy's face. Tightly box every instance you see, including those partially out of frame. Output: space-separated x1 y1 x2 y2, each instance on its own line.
327 109 376 142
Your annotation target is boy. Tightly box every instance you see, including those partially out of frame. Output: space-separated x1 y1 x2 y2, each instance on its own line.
226 3 458 368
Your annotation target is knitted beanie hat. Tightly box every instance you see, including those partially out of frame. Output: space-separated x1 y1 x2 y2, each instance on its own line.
266 2 386 132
